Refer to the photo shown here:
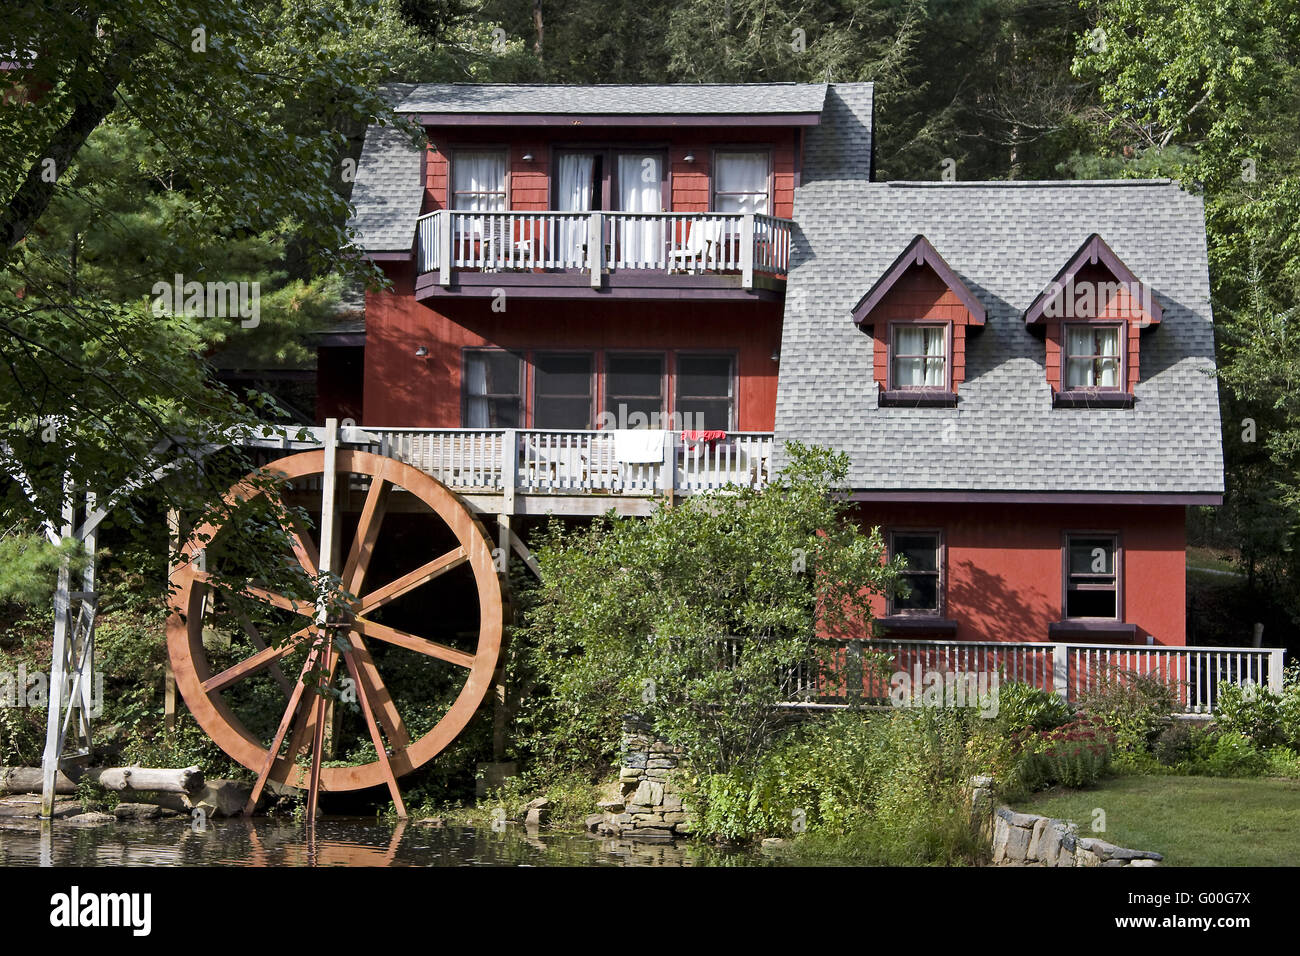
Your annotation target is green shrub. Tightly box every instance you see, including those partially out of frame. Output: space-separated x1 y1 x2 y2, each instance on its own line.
1215 665 1300 751
1015 718 1116 789
1075 666 1177 753
1263 747 1300 778
1200 731 1268 777
1153 720 1215 766
995 681 1072 735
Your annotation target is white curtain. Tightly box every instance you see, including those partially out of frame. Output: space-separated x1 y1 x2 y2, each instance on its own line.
617 154 663 268
715 152 769 214
924 327 944 385
1098 327 1119 387
557 154 594 265
452 152 506 212
464 354 489 426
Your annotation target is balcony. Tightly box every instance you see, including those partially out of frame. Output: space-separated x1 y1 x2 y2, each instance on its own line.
252 427 775 517
413 210 792 300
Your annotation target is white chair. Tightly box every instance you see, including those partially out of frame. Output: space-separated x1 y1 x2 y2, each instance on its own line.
668 218 722 274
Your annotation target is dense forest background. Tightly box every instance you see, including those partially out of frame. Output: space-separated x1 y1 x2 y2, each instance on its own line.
2 0 1297 648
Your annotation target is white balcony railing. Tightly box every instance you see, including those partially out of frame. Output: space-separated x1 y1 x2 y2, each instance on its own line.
415 210 793 290
793 638 1286 713
359 428 773 498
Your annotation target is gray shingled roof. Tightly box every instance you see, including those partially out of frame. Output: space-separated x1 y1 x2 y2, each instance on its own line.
345 83 424 254
774 176 1224 494
397 83 828 115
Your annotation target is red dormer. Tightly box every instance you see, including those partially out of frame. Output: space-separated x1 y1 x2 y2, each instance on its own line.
851 235 985 407
1024 234 1161 408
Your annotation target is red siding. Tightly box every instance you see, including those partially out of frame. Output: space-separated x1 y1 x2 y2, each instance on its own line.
423 127 800 215
866 265 977 392
851 501 1187 645
361 262 781 429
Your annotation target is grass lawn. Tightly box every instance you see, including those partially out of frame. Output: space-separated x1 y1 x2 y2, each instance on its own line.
1016 774 1300 866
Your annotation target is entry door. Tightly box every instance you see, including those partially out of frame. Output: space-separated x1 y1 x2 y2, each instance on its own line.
555 152 599 266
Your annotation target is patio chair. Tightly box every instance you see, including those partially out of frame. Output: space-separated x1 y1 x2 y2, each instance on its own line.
667 218 723 274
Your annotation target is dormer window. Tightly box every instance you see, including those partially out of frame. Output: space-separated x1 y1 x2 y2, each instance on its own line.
1063 324 1121 389
891 324 948 388
1024 234 1160 408
852 236 984 409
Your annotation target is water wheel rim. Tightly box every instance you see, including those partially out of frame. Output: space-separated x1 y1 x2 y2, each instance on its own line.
165 449 505 792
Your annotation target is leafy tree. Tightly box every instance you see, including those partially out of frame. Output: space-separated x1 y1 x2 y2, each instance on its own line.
511 444 902 778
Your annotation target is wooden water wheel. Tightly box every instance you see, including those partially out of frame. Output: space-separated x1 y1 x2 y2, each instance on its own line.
166 446 506 817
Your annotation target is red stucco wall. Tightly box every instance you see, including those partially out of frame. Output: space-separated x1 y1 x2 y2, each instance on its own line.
360 263 782 429
854 501 1188 645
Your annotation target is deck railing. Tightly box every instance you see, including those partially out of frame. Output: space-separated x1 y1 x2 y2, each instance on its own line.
415 209 793 289
362 427 773 498
758 637 1286 713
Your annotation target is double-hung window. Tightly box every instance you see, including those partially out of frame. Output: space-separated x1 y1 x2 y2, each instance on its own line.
713 152 770 215
451 150 507 212
1063 324 1121 390
463 349 523 427
605 353 665 428
533 352 594 429
888 531 942 615
1065 534 1119 619
890 324 947 388
675 353 735 431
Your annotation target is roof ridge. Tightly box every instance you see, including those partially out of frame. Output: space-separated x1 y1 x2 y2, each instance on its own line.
883 178 1175 187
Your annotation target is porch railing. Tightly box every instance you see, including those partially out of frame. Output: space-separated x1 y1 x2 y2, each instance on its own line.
363 427 773 498
415 209 793 290
781 638 1287 714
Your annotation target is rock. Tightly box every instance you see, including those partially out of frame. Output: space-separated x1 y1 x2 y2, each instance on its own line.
113 803 162 821
995 808 1040 829
1129 859 1160 867
597 800 624 812
662 794 684 811
524 806 550 828
584 813 605 832
660 811 687 826
65 812 115 827
1038 824 1065 866
992 816 1010 863
598 822 622 836
761 837 786 850
415 817 446 827
525 797 551 811
1056 846 1075 867
1004 824 1031 863
646 758 677 770
632 780 664 807
1026 818 1048 861
191 779 251 818
625 827 673 839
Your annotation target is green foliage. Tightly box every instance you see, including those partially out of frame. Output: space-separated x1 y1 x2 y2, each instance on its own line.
1015 717 1116 790
511 443 901 780
690 709 989 865
995 681 1073 735
0 534 86 604
1214 665 1300 750
1075 666 1177 753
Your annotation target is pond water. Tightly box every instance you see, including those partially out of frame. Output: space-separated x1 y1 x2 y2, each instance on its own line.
0 817 774 867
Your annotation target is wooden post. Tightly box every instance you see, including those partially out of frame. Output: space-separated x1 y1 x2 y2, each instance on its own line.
501 428 517 515
40 476 75 818
662 431 676 507
741 212 755 289
1268 647 1286 694
306 418 340 821
438 210 452 288
164 509 180 733
589 212 603 288
1052 642 1070 701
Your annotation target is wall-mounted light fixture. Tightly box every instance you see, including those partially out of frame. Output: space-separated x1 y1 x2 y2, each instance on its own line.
415 346 429 358
522 151 534 162
771 348 780 362
683 152 696 163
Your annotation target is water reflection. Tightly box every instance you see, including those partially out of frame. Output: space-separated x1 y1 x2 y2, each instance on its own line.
0 817 768 867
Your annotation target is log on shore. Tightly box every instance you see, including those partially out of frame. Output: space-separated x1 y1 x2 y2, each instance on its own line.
0 765 204 795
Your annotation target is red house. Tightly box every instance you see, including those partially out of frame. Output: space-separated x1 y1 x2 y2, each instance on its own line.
335 81 1224 650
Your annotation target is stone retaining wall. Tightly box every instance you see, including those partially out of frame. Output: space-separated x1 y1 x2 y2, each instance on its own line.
993 807 1162 867
585 717 691 839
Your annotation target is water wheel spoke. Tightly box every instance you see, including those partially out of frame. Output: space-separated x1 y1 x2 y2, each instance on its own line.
351 617 475 669
347 632 411 748
341 468 391 596
280 510 320 578
243 642 322 815
341 648 407 817
194 572 316 617
285 643 341 765
358 547 468 615
202 625 313 693
230 606 295 697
